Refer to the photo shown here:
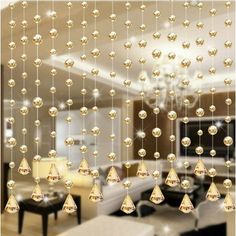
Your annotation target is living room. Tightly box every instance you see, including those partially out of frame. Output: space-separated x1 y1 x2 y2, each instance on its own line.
1 0 235 236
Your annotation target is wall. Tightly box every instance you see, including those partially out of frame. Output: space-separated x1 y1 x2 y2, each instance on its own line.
133 92 235 160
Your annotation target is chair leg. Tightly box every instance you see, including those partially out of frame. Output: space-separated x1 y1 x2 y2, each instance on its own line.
18 209 24 234
54 211 58 220
42 214 48 236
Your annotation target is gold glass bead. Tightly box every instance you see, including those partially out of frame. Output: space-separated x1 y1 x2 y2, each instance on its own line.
108 152 116 161
224 58 233 67
167 32 177 42
138 40 147 48
181 137 191 147
33 155 41 161
8 41 16 50
179 194 194 213
154 152 160 159
9 20 16 28
209 8 217 16
20 106 29 116
89 183 103 202
139 24 146 31
223 193 235 212
109 13 116 21
168 52 176 60
64 137 74 147
225 19 232 27
5 195 19 214
208 48 217 56
183 20 190 27
7 180 15 190
224 78 232 85
108 110 117 119
64 180 73 189
167 153 176 163
206 182 220 201
225 160 231 168
91 126 100 136
50 11 57 19
48 149 57 158
18 157 31 175
21 20 28 28
51 69 57 76
91 169 99 179
208 168 217 177
123 59 132 69
139 57 146 64
33 97 43 108
208 125 218 135
66 41 73 49
168 111 177 120
182 41 190 49
81 20 87 28
181 59 191 68
124 137 132 147
65 58 74 68
195 37 204 46
197 130 203 136
225 116 231 123
8 59 17 69
80 106 88 116
123 180 131 189
152 128 161 138
91 68 99 76
196 55 203 62
138 110 147 119
194 159 207 176
109 31 117 40
50 87 56 93
81 1 87 8
33 14 41 24
34 120 40 126
21 1 28 8
125 2 131 10
34 58 42 67
50 131 56 138
150 185 164 204
181 179 190 190
66 20 73 28
165 168 180 187
124 20 132 28
21 54 27 61
48 107 58 117
196 21 204 29
223 179 232 189
183 161 190 169
63 194 77 214
224 40 232 48
153 32 161 39
49 28 58 38
196 108 204 117
169 15 176 22
9 161 15 169
78 158 90 175
92 30 99 39
209 30 217 37
224 136 233 146
195 146 203 155
209 105 216 112
210 149 216 157
120 194 135 214
8 117 15 124
152 49 161 59
153 107 160 115
8 79 15 87
225 98 232 105
92 9 100 17
91 48 100 58
138 148 146 158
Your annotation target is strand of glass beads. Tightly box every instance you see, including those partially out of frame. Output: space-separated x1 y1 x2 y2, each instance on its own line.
165 0 180 188
206 1 221 202
149 0 164 205
194 2 207 178
78 1 90 177
120 1 136 214
63 1 77 214
88 0 103 203
106 0 120 184
31 0 44 202
5 2 19 214
179 2 194 214
222 0 235 212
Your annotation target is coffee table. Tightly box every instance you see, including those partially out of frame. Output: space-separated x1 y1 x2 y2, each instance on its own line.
18 193 81 236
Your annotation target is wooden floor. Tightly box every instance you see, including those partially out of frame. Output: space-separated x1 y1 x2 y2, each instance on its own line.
1 211 81 236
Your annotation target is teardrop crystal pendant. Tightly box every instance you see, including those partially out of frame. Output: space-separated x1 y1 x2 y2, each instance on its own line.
62 194 77 214
106 166 120 184
194 159 207 176
31 184 44 202
5 194 19 214
78 158 90 176
88 183 103 203
18 157 31 175
47 163 61 183
206 182 220 201
179 194 194 213
165 168 180 187
223 192 235 212
150 185 165 204
120 194 136 214
136 161 149 178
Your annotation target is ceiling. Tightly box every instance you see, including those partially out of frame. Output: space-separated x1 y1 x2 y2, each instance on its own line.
1 1 235 104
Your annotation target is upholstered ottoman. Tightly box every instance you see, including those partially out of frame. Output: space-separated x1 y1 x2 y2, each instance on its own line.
58 215 154 236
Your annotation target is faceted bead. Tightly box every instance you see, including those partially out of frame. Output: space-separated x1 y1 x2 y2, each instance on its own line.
65 58 74 68
181 179 190 190
150 185 164 204
106 166 120 184
152 170 160 180
208 125 218 135
123 180 132 189
31 184 43 202
167 32 177 42
124 137 132 147
120 195 135 214
224 136 233 146
48 107 58 117
88 183 103 202
223 179 232 189
167 153 176 163
7 180 15 190
154 152 160 159
168 111 177 120
78 158 90 175
136 161 149 178
194 159 207 176
5 195 19 214
181 137 191 147
165 168 180 187
91 126 100 136
109 109 117 119
47 163 61 183
33 97 43 108
179 194 194 213
208 168 217 177
196 108 204 117
206 182 220 201
8 59 17 69
223 193 235 212
33 34 42 45
64 137 74 147
18 157 31 175
63 194 77 214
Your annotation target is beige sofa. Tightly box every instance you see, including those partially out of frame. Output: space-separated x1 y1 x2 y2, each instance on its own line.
68 160 162 219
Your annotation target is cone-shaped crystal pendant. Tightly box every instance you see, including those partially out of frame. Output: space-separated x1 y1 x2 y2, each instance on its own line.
18 157 31 175
136 161 149 178
120 194 136 214
31 184 44 202
165 168 180 187
88 183 103 203
223 192 235 212
47 163 61 183
62 194 77 214
179 194 194 213
78 158 90 176
194 159 207 176
206 182 220 201
106 166 120 184
150 185 165 204
5 194 19 214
